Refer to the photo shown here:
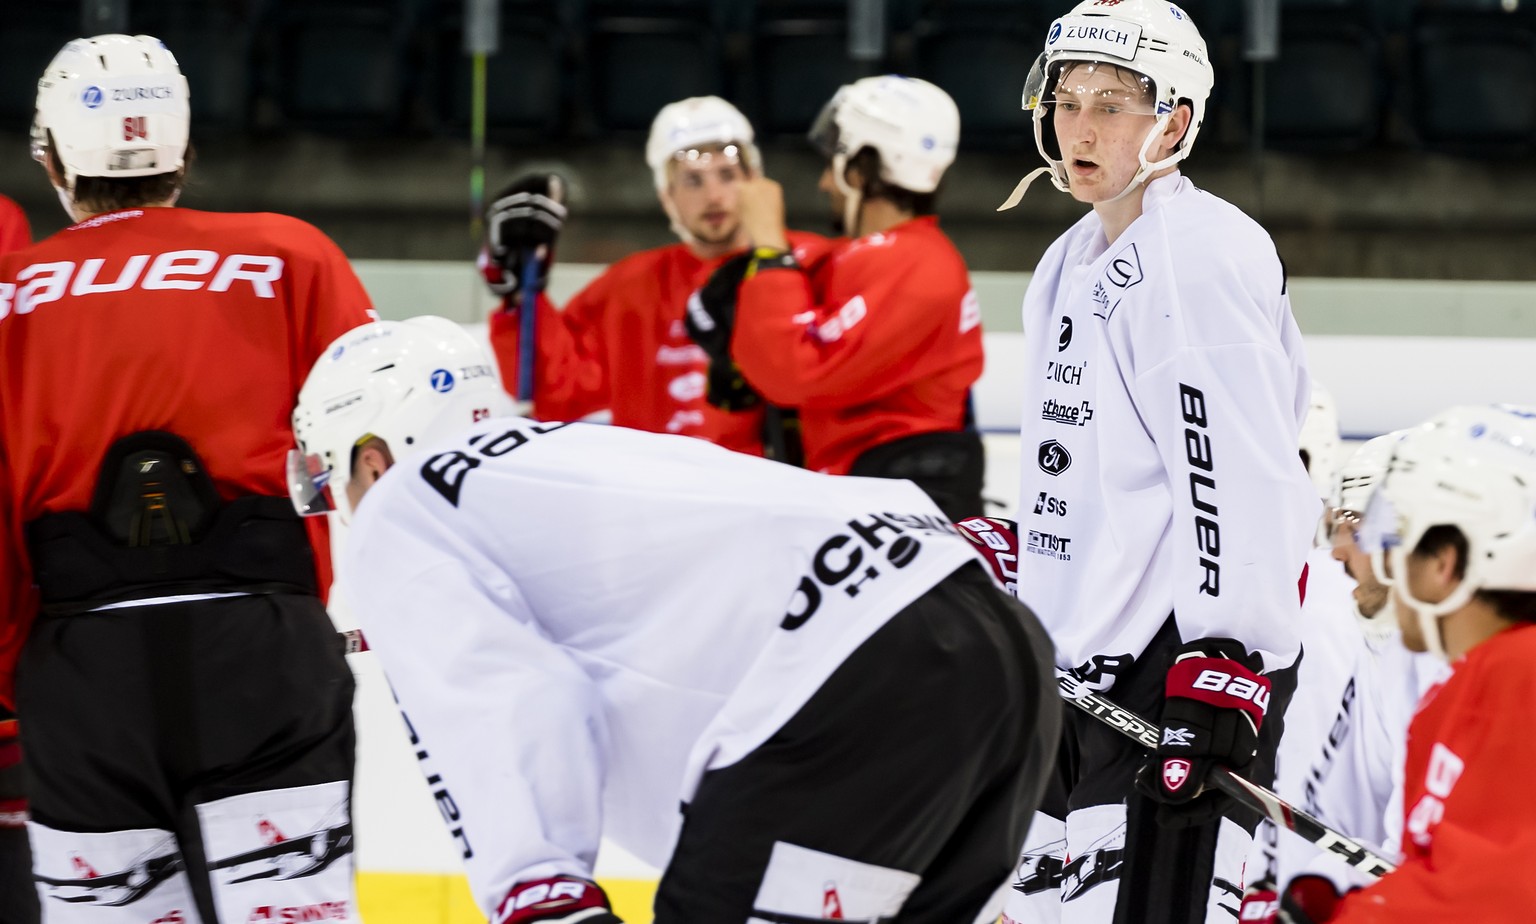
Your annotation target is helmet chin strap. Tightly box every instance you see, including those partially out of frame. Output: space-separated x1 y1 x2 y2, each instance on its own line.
999 111 1182 211
830 152 865 238
658 189 698 245
1380 546 1480 663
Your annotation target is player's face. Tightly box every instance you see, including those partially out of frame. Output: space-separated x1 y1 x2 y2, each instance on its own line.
1328 508 1390 619
1050 64 1162 203
666 146 747 245
1390 553 1439 653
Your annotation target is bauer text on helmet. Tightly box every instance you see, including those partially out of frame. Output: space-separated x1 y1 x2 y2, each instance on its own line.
289 318 515 523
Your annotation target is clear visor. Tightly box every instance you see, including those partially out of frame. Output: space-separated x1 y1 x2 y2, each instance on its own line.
287 448 336 517
29 112 47 165
1024 57 1159 118
808 89 847 159
1356 488 1403 558
666 143 748 187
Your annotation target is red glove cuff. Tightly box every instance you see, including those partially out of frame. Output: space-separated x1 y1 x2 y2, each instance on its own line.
954 517 1019 595
1166 655 1271 730
494 876 611 924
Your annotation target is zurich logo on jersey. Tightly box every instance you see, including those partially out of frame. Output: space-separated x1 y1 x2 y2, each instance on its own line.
82 85 104 109
430 369 456 393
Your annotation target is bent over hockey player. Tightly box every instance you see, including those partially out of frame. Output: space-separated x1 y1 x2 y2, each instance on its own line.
999 2 1318 921
289 318 1062 924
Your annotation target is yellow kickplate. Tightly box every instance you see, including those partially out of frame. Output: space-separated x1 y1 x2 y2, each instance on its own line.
357 872 658 923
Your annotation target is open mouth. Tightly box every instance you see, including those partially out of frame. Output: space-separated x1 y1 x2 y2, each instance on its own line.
1071 158 1097 172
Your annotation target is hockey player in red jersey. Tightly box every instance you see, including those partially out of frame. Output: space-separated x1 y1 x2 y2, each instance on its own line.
482 96 824 460
1 34 373 924
1277 404 1536 924
289 317 1061 924
685 75 986 519
0 191 32 924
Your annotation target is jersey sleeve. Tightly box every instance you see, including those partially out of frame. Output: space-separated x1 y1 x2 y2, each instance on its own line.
1132 342 1316 671
488 285 610 424
731 240 968 407
1330 670 1536 922
0 445 35 711
0 198 30 257
342 490 608 917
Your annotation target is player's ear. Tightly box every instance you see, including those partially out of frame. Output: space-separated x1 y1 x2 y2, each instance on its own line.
356 440 395 483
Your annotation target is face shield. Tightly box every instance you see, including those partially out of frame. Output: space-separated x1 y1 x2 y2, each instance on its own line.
807 89 847 160
665 142 748 190
287 447 338 517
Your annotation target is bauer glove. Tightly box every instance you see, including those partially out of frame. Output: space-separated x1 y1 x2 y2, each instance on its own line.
484 173 568 298
953 516 1020 597
1136 637 1271 827
493 875 623 924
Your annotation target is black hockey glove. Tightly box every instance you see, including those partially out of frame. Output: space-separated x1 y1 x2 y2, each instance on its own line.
685 250 763 412
1135 637 1271 827
485 173 568 298
493 876 623 924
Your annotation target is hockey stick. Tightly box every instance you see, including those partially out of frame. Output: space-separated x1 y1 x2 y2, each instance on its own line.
516 248 540 403
1056 675 1397 878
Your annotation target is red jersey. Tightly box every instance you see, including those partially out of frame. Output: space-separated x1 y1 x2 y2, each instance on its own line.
1332 623 1536 923
0 196 29 255
732 216 983 474
0 207 376 705
488 232 827 455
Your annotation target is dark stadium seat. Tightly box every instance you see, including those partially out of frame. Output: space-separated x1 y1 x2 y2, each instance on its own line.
580 0 727 134
132 0 270 135
1262 1 1386 150
0 4 81 135
745 0 880 138
1410 5 1536 151
425 0 569 139
908 1 1045 150
268 0 418 134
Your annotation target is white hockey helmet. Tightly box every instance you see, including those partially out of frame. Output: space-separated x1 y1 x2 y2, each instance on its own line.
1298 382 1341 502
289 317 514 524
1359 404 1536 661
646 96 762 242
999 0 1213 210
31 34 190 189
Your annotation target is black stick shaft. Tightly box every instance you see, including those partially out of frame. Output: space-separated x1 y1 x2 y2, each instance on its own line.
1057 675 1397 878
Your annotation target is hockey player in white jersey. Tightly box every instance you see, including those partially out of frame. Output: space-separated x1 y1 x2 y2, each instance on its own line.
999 2 1317 921
288 318 1062 924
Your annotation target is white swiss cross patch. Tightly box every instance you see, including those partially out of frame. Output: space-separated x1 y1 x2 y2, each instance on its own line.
1162 758 1192 792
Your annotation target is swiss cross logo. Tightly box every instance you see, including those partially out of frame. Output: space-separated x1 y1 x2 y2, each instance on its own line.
123 116 148 140
1162 758 1192 792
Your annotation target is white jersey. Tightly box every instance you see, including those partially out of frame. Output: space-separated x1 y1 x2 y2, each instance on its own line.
1250 548 1364 887
1015 172 1316 675
337 418 979 916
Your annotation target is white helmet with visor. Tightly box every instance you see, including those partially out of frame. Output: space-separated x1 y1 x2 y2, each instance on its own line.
1357 404 1536 661
999 0 1213 210
645 96 762 243
808 75 959 236
289 318 514 524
